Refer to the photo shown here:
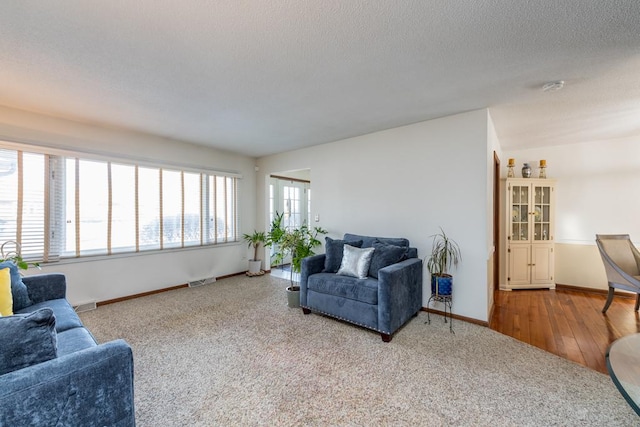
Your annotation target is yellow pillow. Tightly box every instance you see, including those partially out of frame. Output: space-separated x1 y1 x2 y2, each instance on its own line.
0 267 12 316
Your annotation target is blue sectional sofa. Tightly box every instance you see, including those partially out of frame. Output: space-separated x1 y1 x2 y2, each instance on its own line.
0 270 135 427
300 233 423 342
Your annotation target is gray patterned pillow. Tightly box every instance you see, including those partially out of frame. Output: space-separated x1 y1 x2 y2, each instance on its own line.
337 245 375 279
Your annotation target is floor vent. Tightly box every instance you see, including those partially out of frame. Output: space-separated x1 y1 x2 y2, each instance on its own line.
74 301 97 313
188 277 217 288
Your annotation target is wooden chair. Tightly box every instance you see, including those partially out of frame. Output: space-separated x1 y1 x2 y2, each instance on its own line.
596 234 640 313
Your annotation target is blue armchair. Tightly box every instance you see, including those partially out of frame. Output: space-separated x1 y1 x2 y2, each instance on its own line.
300 233 423 341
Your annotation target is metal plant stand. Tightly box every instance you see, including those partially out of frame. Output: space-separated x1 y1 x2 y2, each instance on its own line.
426 293 454 334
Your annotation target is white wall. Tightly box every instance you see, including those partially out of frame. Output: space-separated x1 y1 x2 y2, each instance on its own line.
257 110 493 322
0 106 257 305
503 137 640 290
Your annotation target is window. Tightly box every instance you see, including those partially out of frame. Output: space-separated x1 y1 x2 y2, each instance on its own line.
283 184 301 229
0 145 239 262
0 150 50 261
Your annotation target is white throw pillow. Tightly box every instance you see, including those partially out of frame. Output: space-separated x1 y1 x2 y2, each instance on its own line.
337 245 375 279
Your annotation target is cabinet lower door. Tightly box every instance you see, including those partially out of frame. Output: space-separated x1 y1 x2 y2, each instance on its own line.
531 244 554 285
508 245 531 286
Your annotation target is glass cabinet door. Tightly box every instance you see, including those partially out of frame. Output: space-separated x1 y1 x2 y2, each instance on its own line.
533 185 552 241
511 185 529 241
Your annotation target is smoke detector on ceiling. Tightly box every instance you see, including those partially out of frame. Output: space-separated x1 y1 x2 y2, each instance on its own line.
542 80 565 92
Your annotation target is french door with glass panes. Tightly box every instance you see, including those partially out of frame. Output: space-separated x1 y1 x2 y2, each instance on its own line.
504 179 556 290
268 177 311 265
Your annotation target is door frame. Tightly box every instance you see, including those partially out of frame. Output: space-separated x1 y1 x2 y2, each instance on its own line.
493 152 501 290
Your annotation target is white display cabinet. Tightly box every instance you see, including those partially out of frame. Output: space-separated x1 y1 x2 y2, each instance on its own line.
502 178 556 290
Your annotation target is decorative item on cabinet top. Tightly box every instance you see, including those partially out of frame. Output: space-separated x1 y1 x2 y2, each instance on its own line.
507 158 515 178
512 159 549 179
538 159 547 179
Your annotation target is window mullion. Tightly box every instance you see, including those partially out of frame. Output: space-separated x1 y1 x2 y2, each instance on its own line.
43 155 51 261
233 177 238 242
74 158 80 257
200 173 205 246
48 156 62 262
159 168 163 250
107 161 113 255
135 165 139 253
213 176 218 244
224 177 228 242
16 151 23 247
180 171 185 248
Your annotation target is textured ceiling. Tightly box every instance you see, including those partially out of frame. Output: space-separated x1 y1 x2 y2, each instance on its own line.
1 1 639 157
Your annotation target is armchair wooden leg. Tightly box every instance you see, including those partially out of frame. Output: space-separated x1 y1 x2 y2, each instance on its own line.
602 287 615 313
302 308 311 314
635 294 640 312
381 333 392 342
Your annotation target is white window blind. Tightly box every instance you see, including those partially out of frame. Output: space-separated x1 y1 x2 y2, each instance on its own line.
138 166 161 251
0 145 239 263
110 163 136 254
208 175 238 244
183 172 202 247
0 149 60 262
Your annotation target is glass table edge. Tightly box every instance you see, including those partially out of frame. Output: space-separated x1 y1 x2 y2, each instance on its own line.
606 342 640 417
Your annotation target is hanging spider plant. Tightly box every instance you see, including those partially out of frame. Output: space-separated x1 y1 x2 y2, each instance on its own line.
0 240 40 271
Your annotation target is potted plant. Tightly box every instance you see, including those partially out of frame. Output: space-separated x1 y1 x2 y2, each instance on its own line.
242 231 266 275
276 223 327 308
266 211 286 268
425 228 461 297
1 240 40 272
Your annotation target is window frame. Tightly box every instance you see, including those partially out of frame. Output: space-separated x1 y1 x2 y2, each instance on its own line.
0 140 242 264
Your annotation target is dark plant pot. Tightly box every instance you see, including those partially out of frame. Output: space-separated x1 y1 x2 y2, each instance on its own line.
431 274 452 296
287 286 300 308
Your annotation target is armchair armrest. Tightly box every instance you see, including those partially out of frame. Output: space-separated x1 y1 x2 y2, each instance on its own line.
377 258 423 334
0 339 135 426
300 254 326 306
21 273 67 304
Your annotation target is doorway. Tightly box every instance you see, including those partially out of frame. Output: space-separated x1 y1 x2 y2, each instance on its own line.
270 175 311 230
268 171 311 278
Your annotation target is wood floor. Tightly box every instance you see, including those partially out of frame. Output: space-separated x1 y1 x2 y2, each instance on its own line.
490 288 640 374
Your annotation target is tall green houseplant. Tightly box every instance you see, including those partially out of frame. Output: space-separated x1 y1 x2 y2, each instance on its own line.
278 224 327 281
266 211 286 268
273 222 327 308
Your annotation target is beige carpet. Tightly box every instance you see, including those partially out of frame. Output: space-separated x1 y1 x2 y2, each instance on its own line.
79 274 637 426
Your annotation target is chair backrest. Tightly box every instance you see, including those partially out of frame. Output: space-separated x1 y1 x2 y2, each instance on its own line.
596 234 640 277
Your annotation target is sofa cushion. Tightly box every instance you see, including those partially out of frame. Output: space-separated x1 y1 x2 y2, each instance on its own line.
337 245 375 279
0 267 13 316
56 327 97 356
0 308 57 375
16 298 83 333
368 242 409 279
0 261 32 311
323 237 363 273
343 233 410 249
307 273 378 305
